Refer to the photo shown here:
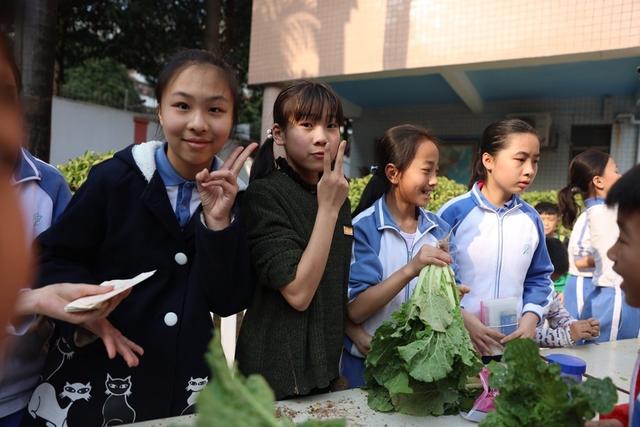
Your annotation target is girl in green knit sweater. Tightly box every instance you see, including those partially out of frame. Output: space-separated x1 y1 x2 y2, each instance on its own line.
236 81 352 399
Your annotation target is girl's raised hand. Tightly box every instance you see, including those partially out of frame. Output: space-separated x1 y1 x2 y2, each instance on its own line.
317 140 349 213
196 143 258 230
408 244 452 277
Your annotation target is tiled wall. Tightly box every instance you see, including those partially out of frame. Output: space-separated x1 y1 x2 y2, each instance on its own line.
249 0 640 84
348 95 639 190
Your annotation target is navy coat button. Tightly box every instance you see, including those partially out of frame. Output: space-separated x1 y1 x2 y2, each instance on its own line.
174 252 188 265
164 312 178 326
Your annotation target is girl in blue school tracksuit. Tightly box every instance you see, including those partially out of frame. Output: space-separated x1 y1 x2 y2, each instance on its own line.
342 125 455 387
558 149 640 342
561 209 595 320
438 119 554 357
0 148 71 427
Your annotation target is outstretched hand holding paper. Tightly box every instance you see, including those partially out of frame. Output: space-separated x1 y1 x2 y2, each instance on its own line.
64 270 156 313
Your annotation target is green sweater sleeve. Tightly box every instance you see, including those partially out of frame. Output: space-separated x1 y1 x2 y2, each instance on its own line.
244 183 305 291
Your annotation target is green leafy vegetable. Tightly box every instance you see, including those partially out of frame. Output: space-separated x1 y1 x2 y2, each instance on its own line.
190 331 346 427
365 265 482 416
480 339 617 427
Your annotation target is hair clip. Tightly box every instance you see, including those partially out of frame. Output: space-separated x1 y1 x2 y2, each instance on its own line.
266 128 273 139
570 186 581 194
369 165 379 175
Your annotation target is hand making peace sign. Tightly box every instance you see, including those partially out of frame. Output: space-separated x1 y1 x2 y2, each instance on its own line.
317 140 349 213
196 142 258 230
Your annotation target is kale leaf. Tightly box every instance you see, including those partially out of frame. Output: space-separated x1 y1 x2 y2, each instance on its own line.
365 265 482 416
480 339 617 427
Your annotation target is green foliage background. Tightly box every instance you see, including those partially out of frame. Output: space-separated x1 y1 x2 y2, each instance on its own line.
61 58 142 110
57 150 115 192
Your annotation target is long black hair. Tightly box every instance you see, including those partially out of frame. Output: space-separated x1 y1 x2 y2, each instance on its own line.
351 124 439 218
249 80 344 182
558 149 610 228
469 118 538 188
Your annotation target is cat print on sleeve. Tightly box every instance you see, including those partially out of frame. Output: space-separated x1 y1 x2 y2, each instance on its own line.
101 374 136 427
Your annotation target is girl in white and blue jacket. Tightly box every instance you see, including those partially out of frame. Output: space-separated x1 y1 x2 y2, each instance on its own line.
438 119 554 357
560 205 595 321
558 149 640 342
342 125 454 387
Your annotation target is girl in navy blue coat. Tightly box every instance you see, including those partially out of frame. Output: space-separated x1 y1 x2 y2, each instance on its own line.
23 50 256 427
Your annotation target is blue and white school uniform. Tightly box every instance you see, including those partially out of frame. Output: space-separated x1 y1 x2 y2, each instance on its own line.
582 198 640 342
563 211 595 320
437 183 554 323
0 149 72 427
342 196 453 388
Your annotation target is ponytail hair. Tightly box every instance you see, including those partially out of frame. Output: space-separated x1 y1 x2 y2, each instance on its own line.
469 118 538 188
250 80 344 181
351 168 390 218
558 149 610 228
249 136 276 182
352 124 439 218
557 186 581 230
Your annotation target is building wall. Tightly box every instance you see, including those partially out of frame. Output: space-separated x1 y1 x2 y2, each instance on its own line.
50 97 158 166
349 95 639 190
249 0 640 84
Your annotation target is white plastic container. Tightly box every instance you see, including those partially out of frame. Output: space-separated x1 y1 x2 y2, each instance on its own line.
480 297 520 356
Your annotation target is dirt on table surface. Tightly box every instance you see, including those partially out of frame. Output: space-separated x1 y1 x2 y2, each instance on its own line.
277 397 368 427
275 406 300 419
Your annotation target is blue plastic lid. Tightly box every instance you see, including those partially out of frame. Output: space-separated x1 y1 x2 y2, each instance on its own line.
545 353 587 376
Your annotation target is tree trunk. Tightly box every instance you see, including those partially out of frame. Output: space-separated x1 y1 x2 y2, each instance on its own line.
205 0 221 53
54 13 67 96
15 0 58 162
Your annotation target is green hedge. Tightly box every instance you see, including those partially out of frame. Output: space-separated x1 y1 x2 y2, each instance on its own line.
57 150 115 192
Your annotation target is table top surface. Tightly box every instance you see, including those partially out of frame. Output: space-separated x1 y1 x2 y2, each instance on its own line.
127 339 640 427
127 388 476 427
540 338 639 392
